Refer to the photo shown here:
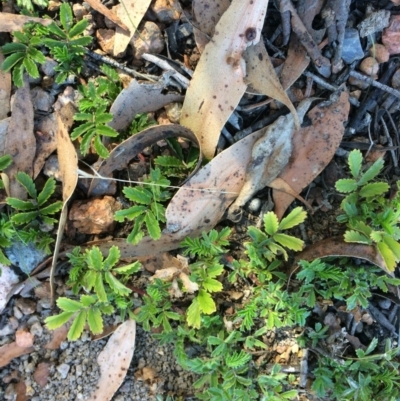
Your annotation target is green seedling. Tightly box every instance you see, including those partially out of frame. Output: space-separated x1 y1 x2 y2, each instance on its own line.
45 245 141 339
0 23 47 87
336 149 400 270
6 172 63 227
114 168 172 244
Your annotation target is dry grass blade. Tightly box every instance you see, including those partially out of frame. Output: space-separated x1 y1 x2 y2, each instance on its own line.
84 0 129 31
0 12 51 32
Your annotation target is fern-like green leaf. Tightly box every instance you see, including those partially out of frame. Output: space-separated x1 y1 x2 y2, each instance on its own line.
122 187 152 204
68 19 89 38
87 307 103 334
11 211 39 225
197 290 216 314
383 236 400 261
0 154 12 171
359 182 389 198
103 246 120 270
104 271 131 297
377 242 396 271
263 211 279 235
187 298 201 329
67 309 87 340
45 311 75 330
40 201 63 215
273 233 304 251
202 278 223 293
335 178 358 193
114 205 146 222
358 157 384 186
16 171 36 198
37 178 56 206
278 206 307 230
56 297 83 312
145 210 161 240
6 197 34 211
344 230 370 244
348 149 363 178
225 350 251 368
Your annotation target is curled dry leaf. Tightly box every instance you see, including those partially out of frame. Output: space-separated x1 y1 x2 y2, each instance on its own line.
113 0 152 57
88 124 202 196
87 319 136 401
273 90 350 219
293 237 391 276
150 266 180 281
192 0 230 53
77 128 265 260
50 104 79 304
0 342 34 368
179 272 199 293
3 75 35 199
230 98 314 211
180 0 269 158
244 41 299 128
0 12 52 32
44 324 69 349
0 53 11 120
109 78 183 132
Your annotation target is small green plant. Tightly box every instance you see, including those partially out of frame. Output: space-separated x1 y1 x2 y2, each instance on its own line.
181 228 230 328
312 338 400 400
295 258 400 310
0 23 47 87
229 207 306 283
6 172 63 227
0 214 15 265
336 149 400 270
135 278 181 332
114 168 172 244
42 3 92 83
71 65 121 156
45 245 141 339
1 3 91 86
16 0 47 12
130 113 157 135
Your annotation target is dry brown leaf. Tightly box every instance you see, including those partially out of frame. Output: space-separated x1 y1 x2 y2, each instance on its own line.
50 105 79 303
180 0 268 158
84 0 129 31
15 329 34 348
33 115 58 178
88 124 201 196
192 0 230 53
0 342 34 368
294 237 391 275
87 319 136 401
113 0 152 57
0 12 51 32
0 53 11 120
3 75 35 199
230 98 313 211
44 324 69 349
179 272 199 293
74 128 265 260
33 362 51 388
244 41 299 128
15 380 30 401
273 90 350 219
150 267 180 281
109 79 183 132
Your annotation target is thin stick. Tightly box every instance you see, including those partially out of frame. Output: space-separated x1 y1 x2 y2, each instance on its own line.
349 70 400 99
86 51 159 82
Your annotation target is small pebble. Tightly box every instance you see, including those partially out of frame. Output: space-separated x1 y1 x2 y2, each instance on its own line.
56 363 70 379
341 28 364 63
248 198 261 213
378 299 392 310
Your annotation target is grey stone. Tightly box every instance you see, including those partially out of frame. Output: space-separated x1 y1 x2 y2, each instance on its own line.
40 57 58 77
5 241 47 275
378 299 391 310
342 28 364 64
57 363 70 379
30 87 55 112
30 322 43 337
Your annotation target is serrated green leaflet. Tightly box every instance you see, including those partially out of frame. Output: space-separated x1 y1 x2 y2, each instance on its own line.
278 207 307 230
263 211 279 235
359 182 389 197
